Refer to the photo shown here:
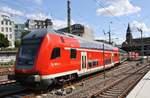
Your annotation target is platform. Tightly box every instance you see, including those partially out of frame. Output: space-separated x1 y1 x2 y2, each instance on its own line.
126 70 150 98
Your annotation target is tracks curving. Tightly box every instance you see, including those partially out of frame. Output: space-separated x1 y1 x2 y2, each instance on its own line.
89 64 150 98
63 62 149 98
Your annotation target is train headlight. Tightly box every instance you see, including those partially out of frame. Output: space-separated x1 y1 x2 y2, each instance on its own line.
34 75 41 82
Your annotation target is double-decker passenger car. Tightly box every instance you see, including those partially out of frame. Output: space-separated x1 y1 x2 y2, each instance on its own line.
15 28 127 88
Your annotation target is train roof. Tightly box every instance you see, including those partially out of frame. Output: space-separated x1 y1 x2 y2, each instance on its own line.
23 28 61 40
23 28 117 51
65 33 115 51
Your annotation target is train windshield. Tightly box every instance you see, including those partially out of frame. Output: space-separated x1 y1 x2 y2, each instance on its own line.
17 39 41 68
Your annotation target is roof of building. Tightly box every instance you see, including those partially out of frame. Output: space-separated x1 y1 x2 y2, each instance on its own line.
132 37 150 46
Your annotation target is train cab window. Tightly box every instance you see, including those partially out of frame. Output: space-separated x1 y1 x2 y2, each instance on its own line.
70 49 77 59
51 47 60 59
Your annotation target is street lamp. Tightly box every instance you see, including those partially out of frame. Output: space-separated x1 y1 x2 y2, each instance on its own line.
137 28 144 63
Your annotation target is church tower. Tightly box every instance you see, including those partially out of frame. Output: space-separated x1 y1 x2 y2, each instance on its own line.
126 23 133 46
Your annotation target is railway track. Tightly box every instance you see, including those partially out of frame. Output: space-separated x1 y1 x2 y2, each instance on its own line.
0 80 16 85
24 61 141 98
89 64 150 98
1 61 146 98
62 62 149 98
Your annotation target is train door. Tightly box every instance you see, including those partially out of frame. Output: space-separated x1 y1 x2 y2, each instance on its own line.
81 52 87 72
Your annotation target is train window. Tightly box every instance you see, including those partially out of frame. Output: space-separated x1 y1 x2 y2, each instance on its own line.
114 54 118 57
104 59 111 65
70 49 77 59
93 61 97 66
51 47 60 59
88 62 92 68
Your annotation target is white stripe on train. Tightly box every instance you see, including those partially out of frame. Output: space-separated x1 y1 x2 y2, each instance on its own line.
41 61 119 79
64 47 119 53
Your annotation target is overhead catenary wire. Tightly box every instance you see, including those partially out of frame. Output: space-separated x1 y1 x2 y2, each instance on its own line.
93 0 127 28
0 0 51 19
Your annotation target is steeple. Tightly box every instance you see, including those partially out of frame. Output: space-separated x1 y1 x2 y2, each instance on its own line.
127 23 131 33
126 23 133 46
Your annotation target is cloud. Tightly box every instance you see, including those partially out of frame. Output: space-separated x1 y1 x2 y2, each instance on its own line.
53 19 75 29
131 21 150 33
0 6 24 16
96 0 141 16
33 0 43 5
26 13 51 20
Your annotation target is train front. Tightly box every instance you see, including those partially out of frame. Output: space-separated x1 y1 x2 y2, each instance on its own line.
14 29 51 88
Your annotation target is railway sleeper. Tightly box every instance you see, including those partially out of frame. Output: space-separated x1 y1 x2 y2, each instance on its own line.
102 92 120 97
113 85 127 89
97 94 115 98
108 88 124 92
105 90 122 94
109 87 124 90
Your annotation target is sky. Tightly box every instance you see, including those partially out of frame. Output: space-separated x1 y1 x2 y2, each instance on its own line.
0 0 150 44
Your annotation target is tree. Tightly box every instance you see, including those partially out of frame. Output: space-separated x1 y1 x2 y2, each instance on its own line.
21 31 30 39
0 33 9 48
15 39 21 47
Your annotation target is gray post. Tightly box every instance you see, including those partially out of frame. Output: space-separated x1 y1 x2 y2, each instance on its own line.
108 24 111 44
103 43 105 79
67 0 71 33
141 30 144 63
138 29 144 63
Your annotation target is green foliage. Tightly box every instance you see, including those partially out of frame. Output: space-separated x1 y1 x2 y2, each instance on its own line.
15 39 21 47
0 33 9 48
21 31 30 39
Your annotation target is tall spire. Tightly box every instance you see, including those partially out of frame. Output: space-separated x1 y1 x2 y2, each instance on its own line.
127 23 131 33
126 23 133 46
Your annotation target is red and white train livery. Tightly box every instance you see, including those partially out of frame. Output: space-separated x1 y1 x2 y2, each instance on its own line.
15 28 123 87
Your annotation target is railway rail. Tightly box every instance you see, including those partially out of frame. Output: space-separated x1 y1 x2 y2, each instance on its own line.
1 61 130 98
63 62 150 98
89 63 150 98
28 61 142 98
0 80 16 85
2 61 149 98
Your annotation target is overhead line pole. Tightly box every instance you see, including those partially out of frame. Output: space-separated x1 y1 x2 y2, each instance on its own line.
67 0 71 33
138 28 144 63
108 23 111 44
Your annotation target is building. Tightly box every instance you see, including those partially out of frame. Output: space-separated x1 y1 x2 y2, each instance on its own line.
25 18 53 31
0 14 15 48
58 24 94 40
15 24 27 40
122 23 150 56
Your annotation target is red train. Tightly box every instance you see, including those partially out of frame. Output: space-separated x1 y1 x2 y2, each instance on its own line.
15 28 127 88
